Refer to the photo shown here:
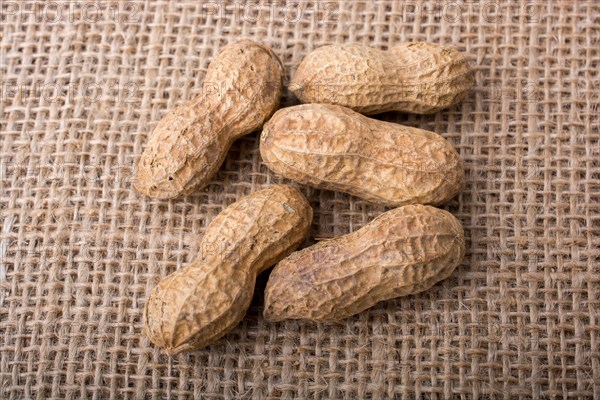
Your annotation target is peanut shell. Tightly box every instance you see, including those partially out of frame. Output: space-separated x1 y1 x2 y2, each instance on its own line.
135 40 283 199
263 204 465 321
260 104 465 206
144 185 312 354
290 42 474 115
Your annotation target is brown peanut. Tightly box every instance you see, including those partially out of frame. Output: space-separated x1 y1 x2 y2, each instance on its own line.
260 104 465 206
290 42 474 115
135 40 283 199
263 204 465 322
144 185 312 354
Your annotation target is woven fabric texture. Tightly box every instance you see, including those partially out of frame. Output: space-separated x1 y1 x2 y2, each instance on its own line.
1 1 599 399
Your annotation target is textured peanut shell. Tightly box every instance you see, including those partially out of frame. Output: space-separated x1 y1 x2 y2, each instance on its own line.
144 185 312 354
263 205 465 322
135 40 283 199
290 42 474 115
260 104 465 206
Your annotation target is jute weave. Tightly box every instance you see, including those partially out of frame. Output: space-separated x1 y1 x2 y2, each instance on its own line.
1 1 599 399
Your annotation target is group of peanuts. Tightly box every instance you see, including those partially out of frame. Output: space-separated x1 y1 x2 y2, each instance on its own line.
135 40 474 355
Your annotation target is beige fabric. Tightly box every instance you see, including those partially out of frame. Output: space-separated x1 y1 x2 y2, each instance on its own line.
1 1 599 398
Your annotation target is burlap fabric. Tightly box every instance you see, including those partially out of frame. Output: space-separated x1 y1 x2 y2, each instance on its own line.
1 1 599 399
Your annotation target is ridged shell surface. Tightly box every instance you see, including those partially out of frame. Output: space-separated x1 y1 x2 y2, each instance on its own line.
144 185 312 354
263 205 465 321
290 42 474 115
135 40 283 199
260 104 465 206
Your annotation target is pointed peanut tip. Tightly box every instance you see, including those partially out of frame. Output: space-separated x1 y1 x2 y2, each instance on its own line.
262 306 285 323
262 304 274 322
165 344 186 357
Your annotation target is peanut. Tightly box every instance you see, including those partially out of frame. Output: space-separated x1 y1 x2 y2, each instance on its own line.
260 104 465 206
144 185 312 354
263 204 465 322
290 42 474 115
135 40 283 199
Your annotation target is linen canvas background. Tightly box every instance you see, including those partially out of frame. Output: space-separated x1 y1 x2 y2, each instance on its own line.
1 1 599 398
